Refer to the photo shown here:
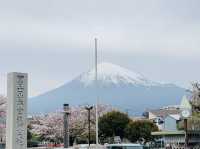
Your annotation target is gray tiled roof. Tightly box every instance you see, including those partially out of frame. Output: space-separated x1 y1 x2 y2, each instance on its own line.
149 108 181 118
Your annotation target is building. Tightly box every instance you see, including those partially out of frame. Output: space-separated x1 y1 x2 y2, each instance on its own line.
152 130 200 148
145 106 181 130
164 114 181 131
131 116 148 121
151 96 200 148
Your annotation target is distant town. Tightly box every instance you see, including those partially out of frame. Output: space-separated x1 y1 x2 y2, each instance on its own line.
1 77 200 148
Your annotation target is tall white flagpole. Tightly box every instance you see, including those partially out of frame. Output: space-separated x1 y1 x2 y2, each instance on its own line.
95 38 99 145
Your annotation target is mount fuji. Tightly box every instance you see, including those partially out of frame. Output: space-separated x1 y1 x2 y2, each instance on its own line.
29 62 186 115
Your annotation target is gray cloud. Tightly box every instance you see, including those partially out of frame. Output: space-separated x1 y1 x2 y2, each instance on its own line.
0 0 200 96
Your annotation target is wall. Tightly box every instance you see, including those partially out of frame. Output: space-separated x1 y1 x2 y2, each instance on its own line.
164 116 178 131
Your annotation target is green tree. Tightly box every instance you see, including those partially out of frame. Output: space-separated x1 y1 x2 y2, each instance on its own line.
125 120 158 144
99 111 130 143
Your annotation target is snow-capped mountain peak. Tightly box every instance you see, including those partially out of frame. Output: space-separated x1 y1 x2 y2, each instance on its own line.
29 62 185 114
78 62 159 87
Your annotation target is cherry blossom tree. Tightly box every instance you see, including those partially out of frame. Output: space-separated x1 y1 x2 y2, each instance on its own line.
29 104 113 145
0 95 113 145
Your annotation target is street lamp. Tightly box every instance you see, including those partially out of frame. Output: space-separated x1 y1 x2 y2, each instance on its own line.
85 105 93 147
181 109 191 148
63 104 70 148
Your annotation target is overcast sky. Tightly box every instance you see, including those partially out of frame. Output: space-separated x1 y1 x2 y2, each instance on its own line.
0 0 200 97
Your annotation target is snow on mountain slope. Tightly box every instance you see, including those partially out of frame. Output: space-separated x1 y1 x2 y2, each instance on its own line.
77 62 160 87
29 62 185 114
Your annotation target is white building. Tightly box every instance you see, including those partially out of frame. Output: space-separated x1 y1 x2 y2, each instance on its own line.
164 114 181 131
145 106 181 130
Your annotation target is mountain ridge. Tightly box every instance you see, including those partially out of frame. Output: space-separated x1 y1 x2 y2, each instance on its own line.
29 62 185 115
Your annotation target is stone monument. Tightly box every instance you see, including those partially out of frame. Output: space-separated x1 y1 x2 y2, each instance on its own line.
6 72 28 149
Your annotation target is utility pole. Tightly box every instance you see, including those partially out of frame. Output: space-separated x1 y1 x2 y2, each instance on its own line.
184 118 188 148
85 105 93 147
95 38 99 145
63 104 70 148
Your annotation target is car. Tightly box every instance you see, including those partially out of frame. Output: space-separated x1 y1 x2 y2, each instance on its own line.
105 144 144 149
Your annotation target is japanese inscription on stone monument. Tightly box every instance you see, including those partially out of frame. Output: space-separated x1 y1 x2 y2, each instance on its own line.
6 72 27 149
15 75 26 146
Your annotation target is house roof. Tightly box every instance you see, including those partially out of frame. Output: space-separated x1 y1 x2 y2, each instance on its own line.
131 116 148 121
167 114 181 120
148 108 181 119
